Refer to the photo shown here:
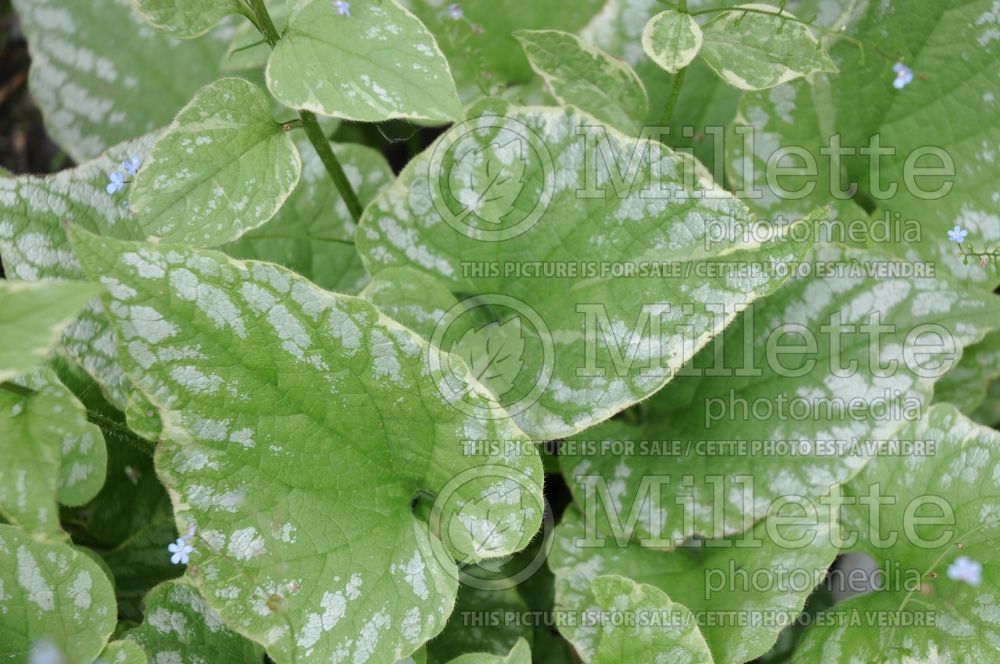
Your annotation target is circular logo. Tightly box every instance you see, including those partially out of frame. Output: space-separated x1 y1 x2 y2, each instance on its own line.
428 114 554 242
427 465 553 591
428 294 554 421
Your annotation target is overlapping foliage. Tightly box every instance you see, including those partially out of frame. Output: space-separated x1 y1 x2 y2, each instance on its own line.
2 0 999 663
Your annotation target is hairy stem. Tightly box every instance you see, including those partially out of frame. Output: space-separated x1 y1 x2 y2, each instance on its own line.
660 66 688 127
245 0 365 222
300 111 365 222
0 381 154 455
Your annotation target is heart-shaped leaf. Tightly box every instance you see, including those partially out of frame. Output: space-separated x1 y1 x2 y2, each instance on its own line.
358 102 817 440
129 78 301 246
69 228 544 663
266 0 462 122
699 4 836 90
0 524 117 663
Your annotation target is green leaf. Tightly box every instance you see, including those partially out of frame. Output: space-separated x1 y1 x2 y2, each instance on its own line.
49 359 179 621
570 574 712 663
934 330 1000 414
357 103 816 440
99 639 148 664
0 369 107 535
579 0 742 174
0 280 101 383
724 76 868 222
973 380 1000 428
402 0 605 101
552 505 837 662
129 78 301 246
0 524 117 663
11 0 229 161
131 0 244 39
448 142 527 226
267 0 462 122
514 30 649 134
699 4 836 90
125 579 262 662
224 141 395 294
69 228 545 663
795 404 1000 661
0 134 156 410
427 585 532 663
452 318 526 401
445 638 532 664
361 268 464 342
641 10 703 74
559 244 1000 544
727 0 1000 289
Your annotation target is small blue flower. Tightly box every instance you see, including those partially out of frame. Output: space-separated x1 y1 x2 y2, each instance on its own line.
947 224 968 243
123 155 141 176
892 62 914 89
448 3 463 20
947 555 982 587
106 171 125 195
334 0 350 16
168 537 194 565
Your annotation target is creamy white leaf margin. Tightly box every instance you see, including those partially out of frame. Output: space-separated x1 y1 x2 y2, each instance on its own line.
699 3 837 90
129 78 301 246
69 228 544 663
266 0 462 122
130 0 243 39
357 103 818 440
641 9 703 74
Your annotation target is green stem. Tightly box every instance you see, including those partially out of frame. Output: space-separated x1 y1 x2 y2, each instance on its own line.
300 111 365 222
0 381 32 397
660 66 688 126
244 0 365 223
246 0 280 46
0 381 154 454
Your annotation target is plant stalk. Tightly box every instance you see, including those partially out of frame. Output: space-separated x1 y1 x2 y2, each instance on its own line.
660 66 688 127
245 0 365 222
